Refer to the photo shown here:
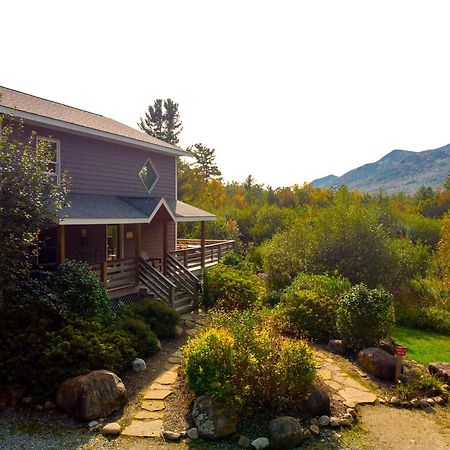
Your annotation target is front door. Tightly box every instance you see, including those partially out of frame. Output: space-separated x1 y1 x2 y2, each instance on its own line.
106 225 120 260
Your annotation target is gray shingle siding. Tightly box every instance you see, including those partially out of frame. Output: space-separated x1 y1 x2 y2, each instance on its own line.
27 124 176 199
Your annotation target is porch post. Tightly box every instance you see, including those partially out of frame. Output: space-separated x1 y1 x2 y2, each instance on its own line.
163 221 168 274
58 225 66 264
200 221 206 273
135 223 142 257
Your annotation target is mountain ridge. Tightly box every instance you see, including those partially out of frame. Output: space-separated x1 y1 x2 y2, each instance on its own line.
312 144 450 194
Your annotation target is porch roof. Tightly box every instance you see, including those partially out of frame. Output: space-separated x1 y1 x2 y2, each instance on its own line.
57 193 216 225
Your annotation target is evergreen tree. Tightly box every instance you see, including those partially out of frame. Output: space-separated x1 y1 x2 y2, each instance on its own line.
187 143 222 181
138 98 182 145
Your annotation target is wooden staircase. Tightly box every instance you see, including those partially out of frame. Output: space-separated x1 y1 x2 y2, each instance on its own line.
138 255 199 313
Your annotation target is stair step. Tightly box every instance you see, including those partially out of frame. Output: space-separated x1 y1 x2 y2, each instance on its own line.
175 302 195 314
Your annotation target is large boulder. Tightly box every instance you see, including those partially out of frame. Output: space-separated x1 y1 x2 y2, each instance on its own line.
299 382 330 417
192 395 236 439
429 362 450 383
268 416 304 449
357 348 396 380
56 370 126 421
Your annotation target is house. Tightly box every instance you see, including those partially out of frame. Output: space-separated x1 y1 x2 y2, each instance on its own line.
0 86 234 312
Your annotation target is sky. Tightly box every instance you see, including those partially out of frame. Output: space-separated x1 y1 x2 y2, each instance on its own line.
1 0 449 188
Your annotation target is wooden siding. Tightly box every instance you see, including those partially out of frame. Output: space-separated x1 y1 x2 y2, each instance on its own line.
24 124 176 199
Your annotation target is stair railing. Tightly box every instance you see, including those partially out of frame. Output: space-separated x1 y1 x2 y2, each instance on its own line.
139 257 176 305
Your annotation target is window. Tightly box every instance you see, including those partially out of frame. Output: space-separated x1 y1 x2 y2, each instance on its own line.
36 136 61 184
139 158 159 193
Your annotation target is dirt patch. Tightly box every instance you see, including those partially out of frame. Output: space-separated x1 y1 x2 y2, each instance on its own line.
344 404 450 450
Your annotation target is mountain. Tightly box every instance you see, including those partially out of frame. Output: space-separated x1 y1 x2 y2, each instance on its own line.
312 144 450 194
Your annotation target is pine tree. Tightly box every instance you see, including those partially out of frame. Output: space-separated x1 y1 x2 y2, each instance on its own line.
138 98 182 145
187 143 222 181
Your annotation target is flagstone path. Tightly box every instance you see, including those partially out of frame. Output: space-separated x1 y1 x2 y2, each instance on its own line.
121 312 204 439
315 350 378 408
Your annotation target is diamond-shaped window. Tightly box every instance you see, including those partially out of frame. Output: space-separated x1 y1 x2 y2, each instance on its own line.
139 159 159 193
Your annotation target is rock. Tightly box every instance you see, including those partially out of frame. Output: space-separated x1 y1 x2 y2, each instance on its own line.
238 434 252 448
318 415 330 427
442 384 449 391
429 362 450 383
357 348 396 380
56 370 126 421
174 325 184 337
378 398 386 404
329 416 340 428
162 430 181 441
338 418 352 427
310 424 320 435
88 420 99 428
36 404 44 411
303 429 311 439
187 427 199 439
426 398 435 406
192 395 237 439
390 397 400 406
342 413 354 423
44 400 56 409
132 358 146 372
251 437 270 449
433 396 444 405
268 416 304 449
102 422 121 436
329 339 346 354
310 418 319 426
411 398 420 408
419 399 429 408
379 338 396 355
299 382 331 417
401 401 411 408
346 408 357 418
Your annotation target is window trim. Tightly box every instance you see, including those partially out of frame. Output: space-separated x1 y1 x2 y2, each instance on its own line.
36 135 61 184
139 158 160 194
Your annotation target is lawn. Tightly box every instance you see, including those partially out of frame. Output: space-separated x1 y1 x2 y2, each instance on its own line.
393 326 450 365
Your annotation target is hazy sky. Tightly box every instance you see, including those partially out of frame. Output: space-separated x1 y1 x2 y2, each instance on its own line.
2 1 449 187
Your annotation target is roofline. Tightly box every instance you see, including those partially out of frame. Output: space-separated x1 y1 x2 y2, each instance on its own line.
0 106 192 157
176 216 216 222
58 197 178 225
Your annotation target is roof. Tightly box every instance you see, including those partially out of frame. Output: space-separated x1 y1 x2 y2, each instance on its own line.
0 86 190 157
58 194 216 225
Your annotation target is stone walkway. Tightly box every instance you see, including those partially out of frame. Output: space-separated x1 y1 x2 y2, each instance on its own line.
315 350 378 408
121 312 204 439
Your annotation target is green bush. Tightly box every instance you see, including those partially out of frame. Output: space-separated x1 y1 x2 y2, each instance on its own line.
54 260 111 323
201 263 265 310
277 273 351 341
336 284 395 350
183 327 236 402
130 298 180 338
118 317 160 357
183 310 316 414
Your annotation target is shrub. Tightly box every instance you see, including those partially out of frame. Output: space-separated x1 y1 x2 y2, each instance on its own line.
183 327 236 402
118 317 160 357
220 251 245 268
130 298 180 339
54 260 111 323
336 284 395 351
277 273 351 341
201 263 265 310
183 310 316 414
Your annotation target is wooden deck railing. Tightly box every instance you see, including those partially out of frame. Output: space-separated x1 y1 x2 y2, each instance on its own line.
91 257 138 291
170 239 235 270
138 258 175 305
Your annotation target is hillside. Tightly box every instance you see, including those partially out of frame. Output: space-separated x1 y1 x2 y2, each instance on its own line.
312 144 450 194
